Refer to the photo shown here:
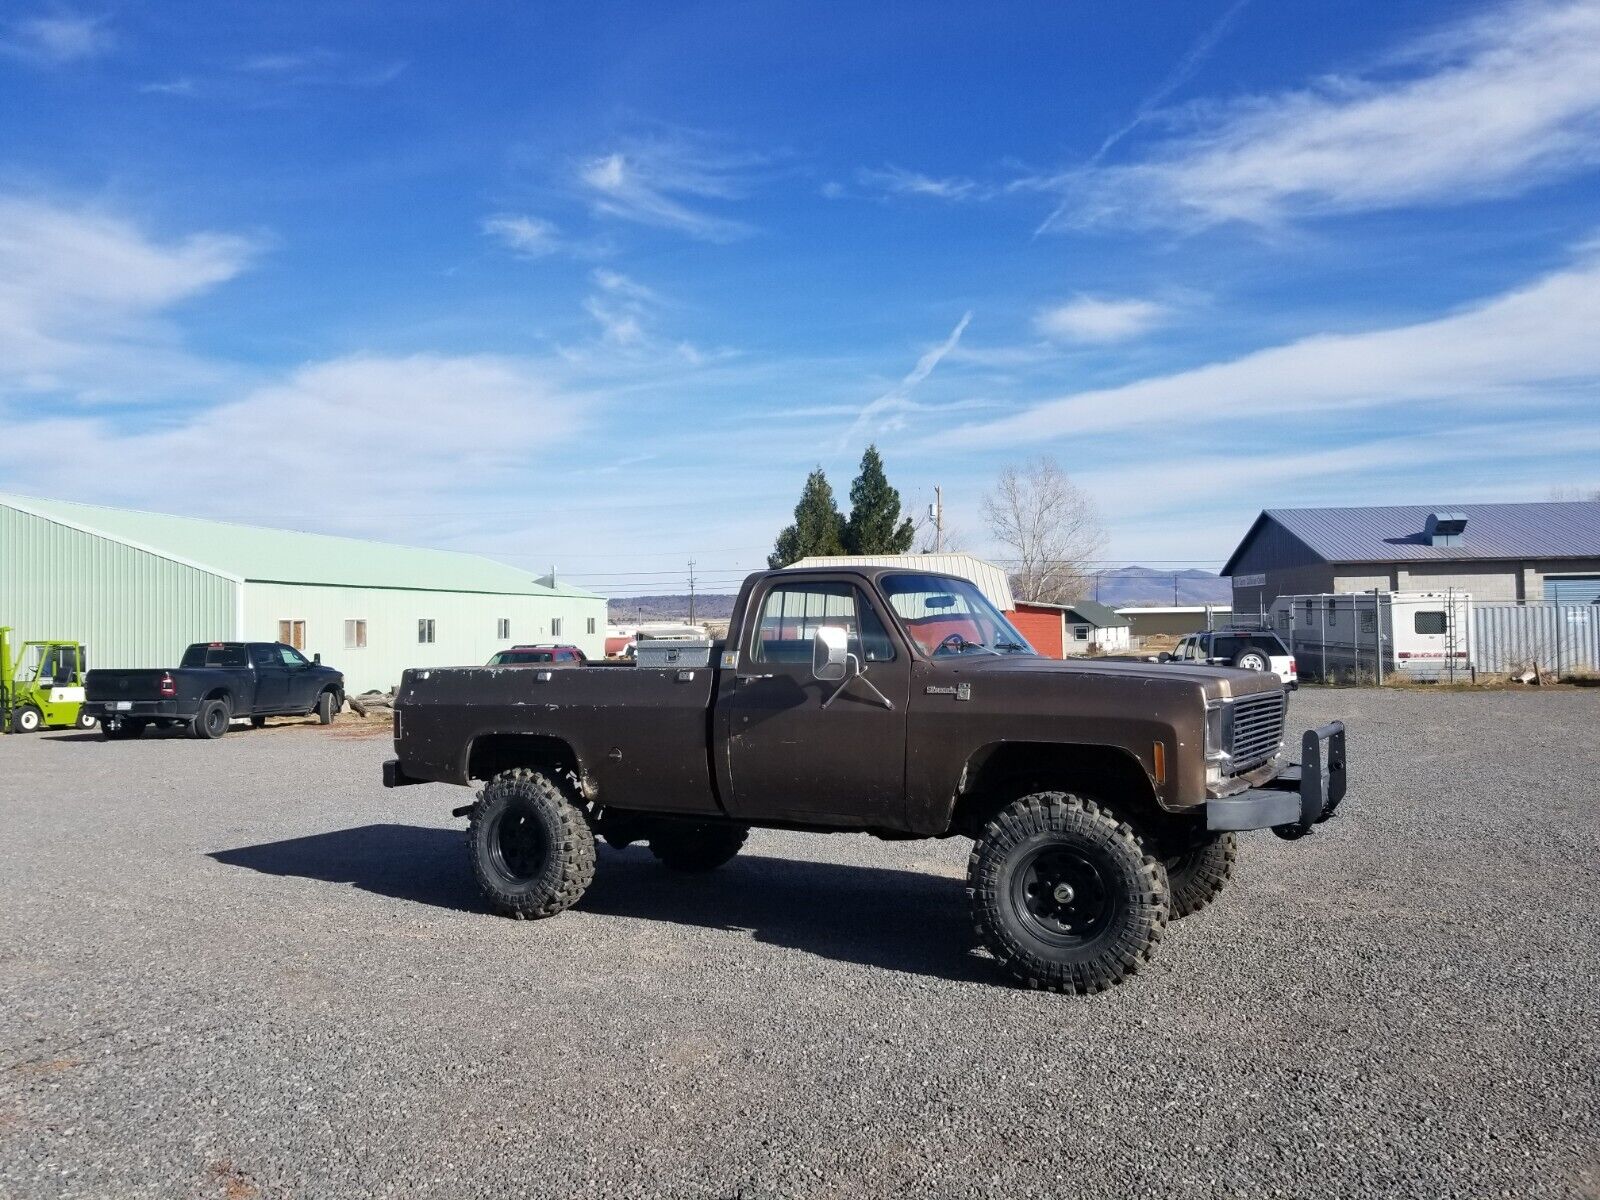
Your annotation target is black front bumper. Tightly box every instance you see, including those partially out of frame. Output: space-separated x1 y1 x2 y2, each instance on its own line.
1205 721 1347 838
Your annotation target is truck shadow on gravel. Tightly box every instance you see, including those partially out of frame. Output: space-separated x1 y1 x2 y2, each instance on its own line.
209 824 990 983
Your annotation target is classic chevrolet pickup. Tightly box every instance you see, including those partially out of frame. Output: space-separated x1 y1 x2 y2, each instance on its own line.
386 566 1346 993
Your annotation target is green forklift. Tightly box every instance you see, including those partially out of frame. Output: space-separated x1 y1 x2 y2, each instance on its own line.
0 627 97 733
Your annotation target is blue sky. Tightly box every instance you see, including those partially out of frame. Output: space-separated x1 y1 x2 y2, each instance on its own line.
2 0 1599 596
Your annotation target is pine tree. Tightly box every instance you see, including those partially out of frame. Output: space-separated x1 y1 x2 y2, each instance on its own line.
768 467 846 568
843 444 915 555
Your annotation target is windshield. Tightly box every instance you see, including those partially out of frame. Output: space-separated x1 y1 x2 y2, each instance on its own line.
879 573 1036 657
490 650 556 664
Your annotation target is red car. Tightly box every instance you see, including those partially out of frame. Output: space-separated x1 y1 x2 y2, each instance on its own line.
485 645 588 667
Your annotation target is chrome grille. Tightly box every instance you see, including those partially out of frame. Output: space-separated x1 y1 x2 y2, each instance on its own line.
1228 691 1286 774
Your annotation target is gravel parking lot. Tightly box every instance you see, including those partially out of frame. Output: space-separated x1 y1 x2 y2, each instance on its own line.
3 689 1598 1199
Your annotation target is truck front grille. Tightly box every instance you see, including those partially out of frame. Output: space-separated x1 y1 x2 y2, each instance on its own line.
1228 691 1286 774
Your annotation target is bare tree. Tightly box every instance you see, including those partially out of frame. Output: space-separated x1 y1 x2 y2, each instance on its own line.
1549 485 1600 501
982 457 1106 603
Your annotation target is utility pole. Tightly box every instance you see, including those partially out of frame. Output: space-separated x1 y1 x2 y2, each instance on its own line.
931 486 944 553
687 559 697 626
1172 574 1179 605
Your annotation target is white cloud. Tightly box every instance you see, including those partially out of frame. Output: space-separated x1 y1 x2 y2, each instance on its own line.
1046 0 1600 229
1033 296 1168 343
578 141 755 242
855 166 983 201
481 213 561 258
0 354 587 524
2 13 112 64
835 312 973 451
953 240 1600 445
0 196 257 394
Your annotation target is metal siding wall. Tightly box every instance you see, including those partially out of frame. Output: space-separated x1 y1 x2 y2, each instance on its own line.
1008 609 1064 658
243 582 608 693
1473 603 1600 676
0 504 235 669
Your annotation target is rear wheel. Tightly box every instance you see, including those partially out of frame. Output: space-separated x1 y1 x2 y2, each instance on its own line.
469 768 596 919
648 821 749 873
190 699 230 739
1165 833 1236 919
968 792 1169 993
11 705 42 734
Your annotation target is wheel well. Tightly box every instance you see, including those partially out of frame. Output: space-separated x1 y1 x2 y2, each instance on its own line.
467 734 580 784
202 687 233 708
949 741 1165 840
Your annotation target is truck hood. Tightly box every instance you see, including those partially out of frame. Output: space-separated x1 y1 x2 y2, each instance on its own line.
952 654 1284 702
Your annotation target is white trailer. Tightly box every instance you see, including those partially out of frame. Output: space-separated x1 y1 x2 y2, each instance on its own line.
1267 591 1474 682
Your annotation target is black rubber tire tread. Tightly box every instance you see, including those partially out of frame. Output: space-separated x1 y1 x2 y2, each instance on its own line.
469 768 596 919
191 699 229 740
967 792 1169 994
317 691 336 724
12 705 42 733
648 822 749 873
1165 833 1236 919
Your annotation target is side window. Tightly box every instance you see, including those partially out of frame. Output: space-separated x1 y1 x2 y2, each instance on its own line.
1414 611 1447 635
279 646 309 667
751 583 895 665
1326 600 1338 627
418 619 435 644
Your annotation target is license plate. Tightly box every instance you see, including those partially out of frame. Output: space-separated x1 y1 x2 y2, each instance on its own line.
113 701 132 711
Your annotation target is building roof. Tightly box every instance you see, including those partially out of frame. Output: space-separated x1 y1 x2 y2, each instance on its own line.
1023 598 1129 628
1223 501 1600 575
789 552 1016 610
0 493 601 598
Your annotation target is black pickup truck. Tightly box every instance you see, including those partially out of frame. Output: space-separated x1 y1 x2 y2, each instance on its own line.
84 642 344 740
386 566 1347 993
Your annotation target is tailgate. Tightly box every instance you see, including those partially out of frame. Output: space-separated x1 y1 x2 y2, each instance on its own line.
85 670 168 702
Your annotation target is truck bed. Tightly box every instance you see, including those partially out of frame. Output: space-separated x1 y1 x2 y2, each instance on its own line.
396 663 722 814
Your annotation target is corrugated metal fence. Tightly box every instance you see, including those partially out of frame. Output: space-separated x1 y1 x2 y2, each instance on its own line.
1473 603 1600 676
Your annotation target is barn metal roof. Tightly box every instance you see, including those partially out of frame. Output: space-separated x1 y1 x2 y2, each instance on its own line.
0 493 601 597
789 552 1016 610
1222 501 1600 575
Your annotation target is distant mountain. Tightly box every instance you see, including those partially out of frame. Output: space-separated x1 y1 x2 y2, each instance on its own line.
608 593 737 622
610 567 1231 621
1087 568 1232 607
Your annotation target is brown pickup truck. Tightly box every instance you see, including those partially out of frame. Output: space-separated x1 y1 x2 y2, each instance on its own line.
385 566 1346 993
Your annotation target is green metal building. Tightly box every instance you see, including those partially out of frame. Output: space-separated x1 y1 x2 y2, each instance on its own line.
0 494 605 693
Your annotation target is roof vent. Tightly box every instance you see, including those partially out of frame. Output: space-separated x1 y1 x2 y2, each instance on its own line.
1424 511 1468 547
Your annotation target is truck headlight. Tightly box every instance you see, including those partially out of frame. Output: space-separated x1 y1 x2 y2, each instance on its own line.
1204 700 1231 786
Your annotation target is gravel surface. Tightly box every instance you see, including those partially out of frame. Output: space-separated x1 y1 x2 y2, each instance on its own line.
2 690 1598 1199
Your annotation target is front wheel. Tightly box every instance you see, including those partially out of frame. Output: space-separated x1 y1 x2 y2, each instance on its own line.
11 705 43 733
967 792 1169 993
316 691 337 724
1165 833 1236 919
469 768 596 919
649 821 749 872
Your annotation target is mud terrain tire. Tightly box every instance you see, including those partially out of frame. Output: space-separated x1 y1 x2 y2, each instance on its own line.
1165 833 1236 919
968 792 1169 993
469 768 596 919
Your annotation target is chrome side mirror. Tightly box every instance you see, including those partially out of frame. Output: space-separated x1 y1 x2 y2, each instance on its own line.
812 626 850 682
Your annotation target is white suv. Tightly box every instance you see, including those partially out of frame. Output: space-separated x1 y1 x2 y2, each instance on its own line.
1164 630 1298 689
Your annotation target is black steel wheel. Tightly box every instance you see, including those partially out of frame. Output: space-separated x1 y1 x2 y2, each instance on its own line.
469 768 596 919
968 792 1169 993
